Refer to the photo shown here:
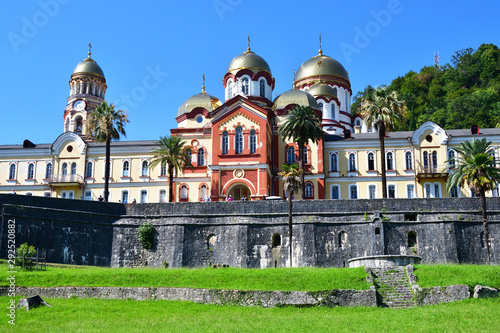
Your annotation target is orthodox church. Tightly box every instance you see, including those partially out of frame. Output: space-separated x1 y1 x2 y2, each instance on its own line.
0 43 499 202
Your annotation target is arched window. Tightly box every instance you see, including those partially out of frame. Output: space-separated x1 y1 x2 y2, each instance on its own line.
386 152 394 170
304 147 308 164
65 118 69 132
207 234 216 250
331 104 336 120
405 151 413 170
71 162 77 175
330 153 338 172
235 127 243 154
227 80 233 98
160 162 167 176
450 185 459 198
249 130 256 154
186 150 192 163
197 148 205 166
287 146 295 164
140 190 147 203
27 163 34 179
242 78 249 95
423 151 429 170
331 185 340 199
434 183 441 198
123 161 130 177
180 185 188 200
355 119 361 126
141 161 148 176
318 102 323 112
62 163 68 176
408 231 417 248
259 79 265 97
75 117 83 135
45 163 52 179
368 152 375 170
339 231 347 248
305 183 313 198
222 131 229 154
448 150 455 168
86 161 93 178
333 87 338 96
200 184 207 200
349 153 356 171
272 233 281 248
159 190 166 203
432 151 438 171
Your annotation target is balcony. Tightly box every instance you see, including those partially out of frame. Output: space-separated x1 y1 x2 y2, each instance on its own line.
416 164 448 181
49 174 85 186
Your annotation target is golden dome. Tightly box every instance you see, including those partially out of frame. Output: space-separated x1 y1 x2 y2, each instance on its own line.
308 84 337 98
272 89 319 110
295 54 348 82
226 51 271 75
177 92 222 117
72 57 105 78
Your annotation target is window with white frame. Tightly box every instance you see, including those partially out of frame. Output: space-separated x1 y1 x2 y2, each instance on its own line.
61 191 67 199
180 185 188 200
160 190 166 203
348 153 356 171
405 151 413 170
287 147 295 164
235 127 243 154
388 184 396 198
305 183 313 198
141 161 148 176
331 104 336 120
227 79 233 97
249 130 256 154
386 151 394 170
367 152 375 171
140 190 147 203
241 78 249 95
197 148 205 166
349 185 358 199
9 163 16 180
71 162 77 175
122 190 129 203
200 185 207 200
27 163 34 179
434 183 441 198
369 185 376 199
259 79 265 97
222 131 229 154
45 162 52 179
123 161 130 177
330 153 338 172
304 147 308 164
85 191 92 201
44 192 50 197
68 191 74 199
62 163 68 176
407 184 415 198
331 185 340 199
425 183 431 198
448 150 456 168
450 185 459 198
432 151 438 170
318 102 323 112
160 162 167 176
86 161 93 178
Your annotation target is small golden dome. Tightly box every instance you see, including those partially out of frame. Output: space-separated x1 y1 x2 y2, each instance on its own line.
272 89 319 110
177 92 222 117
226 51 271 75
295 54 348 82
308 84 337 98
72 57 105 78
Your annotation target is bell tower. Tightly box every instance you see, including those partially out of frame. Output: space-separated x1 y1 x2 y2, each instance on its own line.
63 43 107 140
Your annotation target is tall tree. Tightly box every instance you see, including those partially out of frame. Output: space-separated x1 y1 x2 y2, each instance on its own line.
86 101 128 202
278 163 302 267
278 105 323 198
359 87 404 198
149 136 194 202
445 138 500 264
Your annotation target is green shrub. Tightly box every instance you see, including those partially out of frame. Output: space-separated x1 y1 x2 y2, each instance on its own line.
15 243 36 270
137 222 155 250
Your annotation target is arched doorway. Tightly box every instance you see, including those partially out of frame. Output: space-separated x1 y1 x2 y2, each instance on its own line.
227 183 251 201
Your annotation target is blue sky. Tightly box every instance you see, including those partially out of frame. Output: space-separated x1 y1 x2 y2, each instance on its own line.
1 0 500 144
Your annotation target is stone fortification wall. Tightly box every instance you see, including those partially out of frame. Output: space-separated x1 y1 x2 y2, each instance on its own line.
1 195 499 268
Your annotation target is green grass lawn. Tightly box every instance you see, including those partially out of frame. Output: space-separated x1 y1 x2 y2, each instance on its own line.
414 264 500 289
2 296 499 332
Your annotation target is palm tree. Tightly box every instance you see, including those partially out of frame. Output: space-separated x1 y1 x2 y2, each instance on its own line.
149 136 194 202
278 105 323 198
278 163 302 267
359 86 404 198
445 138 500 264
86 101 128 202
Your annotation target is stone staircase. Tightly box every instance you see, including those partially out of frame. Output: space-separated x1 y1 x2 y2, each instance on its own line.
370 266 416 308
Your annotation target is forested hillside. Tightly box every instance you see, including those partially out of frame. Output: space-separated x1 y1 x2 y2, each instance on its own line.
352 43 500 131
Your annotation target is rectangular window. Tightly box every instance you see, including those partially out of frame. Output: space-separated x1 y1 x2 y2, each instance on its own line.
434 184 441 198
450 185 459 198
332 186 339 199
407 185 414 199
369 185 376 199
122 191 129 203
388 185 396 198
160 190 166 203
350 186 357 199
140 190 147 203
85 191 92 201
425 184 431 198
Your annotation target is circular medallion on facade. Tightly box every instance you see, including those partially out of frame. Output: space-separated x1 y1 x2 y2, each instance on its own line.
191 140 199 147
234 169 244 178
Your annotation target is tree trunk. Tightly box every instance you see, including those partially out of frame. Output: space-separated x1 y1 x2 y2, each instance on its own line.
298 141 305 199
168 165 174 202
104 134 111 202
379 122 387 199
288 190 293 267
479 189 491 264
